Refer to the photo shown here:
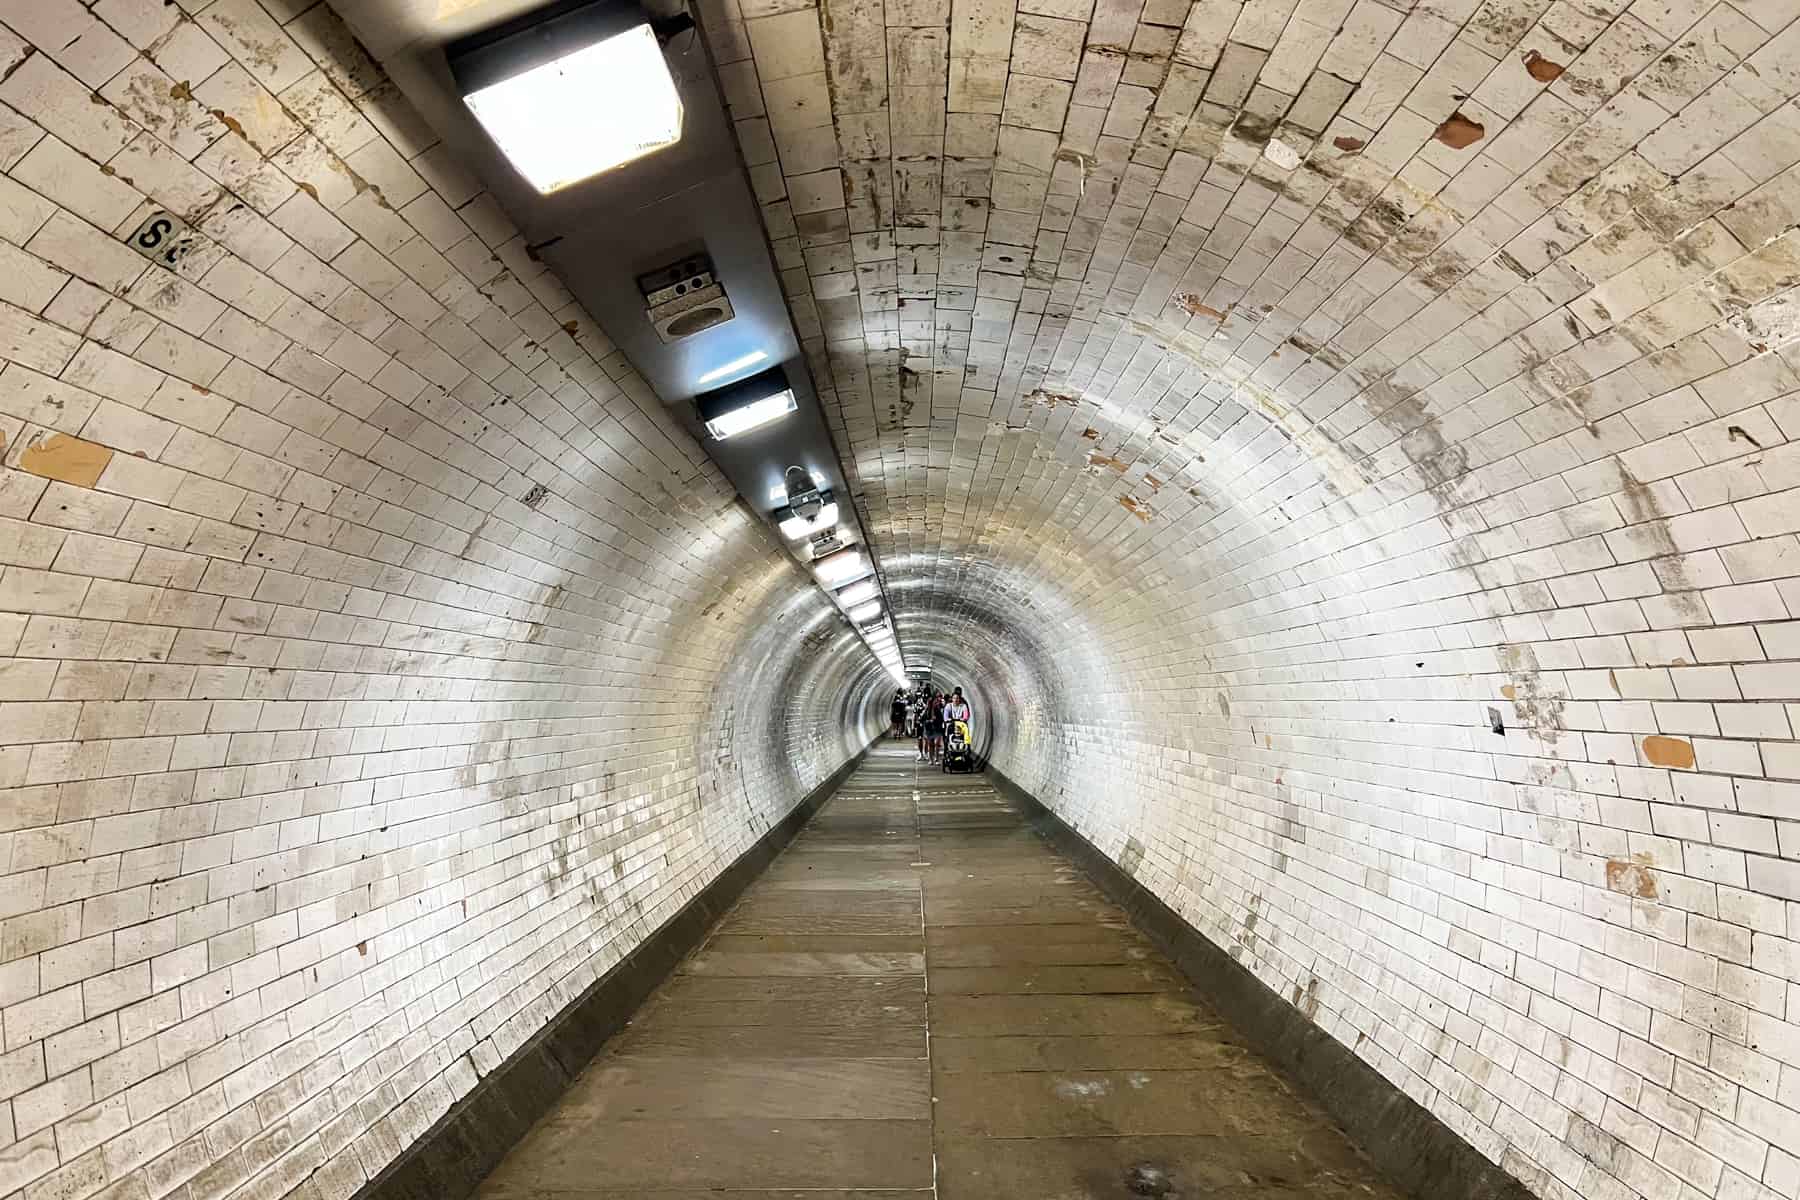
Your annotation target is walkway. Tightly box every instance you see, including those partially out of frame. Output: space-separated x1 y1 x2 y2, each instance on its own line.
474 743 1407 1199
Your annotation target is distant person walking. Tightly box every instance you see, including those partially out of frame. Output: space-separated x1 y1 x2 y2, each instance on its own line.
925 690 946 763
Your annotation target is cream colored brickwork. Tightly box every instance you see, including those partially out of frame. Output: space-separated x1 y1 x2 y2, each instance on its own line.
717 0 1800 1195
0 4 886 1200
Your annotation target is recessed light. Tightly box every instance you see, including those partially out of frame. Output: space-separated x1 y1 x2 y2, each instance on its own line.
460 23 682 194
836 580 877 607
696 350 769 386
814 548 867 585
696 366 797 439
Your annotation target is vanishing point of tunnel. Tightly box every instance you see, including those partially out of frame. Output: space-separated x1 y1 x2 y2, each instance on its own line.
0 0 1795 1199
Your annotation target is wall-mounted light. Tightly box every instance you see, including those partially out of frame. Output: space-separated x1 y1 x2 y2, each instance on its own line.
696 365 796 439
835 580 877 607
696 349 769 386
813 548 867 585
450 5 685 194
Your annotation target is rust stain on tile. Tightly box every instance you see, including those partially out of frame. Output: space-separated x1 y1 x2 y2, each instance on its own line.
1177 294 1227 320
1332 136 1365 152
19 432 113 487
1434 112 1485 148
1522 50 1565 81
1642 735 1695 769
1605 858 1657 899
1081 427 1100 439
1118 495 1151 521
1088 452 1129 472
1500 684 1516 700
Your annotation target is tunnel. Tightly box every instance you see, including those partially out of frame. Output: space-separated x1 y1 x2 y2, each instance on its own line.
0 0 1795 1198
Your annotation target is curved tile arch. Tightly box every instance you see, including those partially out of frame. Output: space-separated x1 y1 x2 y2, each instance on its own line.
725 0 1800 1187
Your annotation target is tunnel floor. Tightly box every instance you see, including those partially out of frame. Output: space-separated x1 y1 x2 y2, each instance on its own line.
473 743 1407 1199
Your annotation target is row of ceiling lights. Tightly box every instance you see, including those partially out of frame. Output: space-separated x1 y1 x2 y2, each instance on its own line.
447 2 904 686
695 353 904 684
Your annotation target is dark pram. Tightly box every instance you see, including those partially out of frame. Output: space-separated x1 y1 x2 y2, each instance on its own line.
942 719 975 772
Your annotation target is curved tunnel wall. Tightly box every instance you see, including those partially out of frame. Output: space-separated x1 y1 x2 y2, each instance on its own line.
835 309 1800 1200
0 2 1795 1200
0 11 880 1200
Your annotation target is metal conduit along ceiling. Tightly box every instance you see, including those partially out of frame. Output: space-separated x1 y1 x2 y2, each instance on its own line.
325 0 906 680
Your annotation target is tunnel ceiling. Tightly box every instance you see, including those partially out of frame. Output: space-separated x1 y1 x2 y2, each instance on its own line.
0 0 1785 1198
692 0 1800 707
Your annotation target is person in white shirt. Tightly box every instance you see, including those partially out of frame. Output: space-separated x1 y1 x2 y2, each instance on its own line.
944 688 971 732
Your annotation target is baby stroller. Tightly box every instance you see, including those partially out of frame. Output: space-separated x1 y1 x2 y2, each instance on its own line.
942 719 976 773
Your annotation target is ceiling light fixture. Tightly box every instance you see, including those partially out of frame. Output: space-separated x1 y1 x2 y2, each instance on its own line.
835 580 877 607
813 548 867 585
451 7 685 194
696 349 769 386
696 366 796 440
849 600 882 622
777 503 838 539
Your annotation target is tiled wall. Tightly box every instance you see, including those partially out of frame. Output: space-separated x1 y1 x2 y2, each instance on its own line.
715 0 1800 1193
0 3 884 1200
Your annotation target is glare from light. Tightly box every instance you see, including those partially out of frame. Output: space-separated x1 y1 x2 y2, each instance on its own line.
836 580 877 607
696 350 769 386
777 501 838 540
813 549 867 585
463 25 682 194
704 389 797 439
849 600 881 622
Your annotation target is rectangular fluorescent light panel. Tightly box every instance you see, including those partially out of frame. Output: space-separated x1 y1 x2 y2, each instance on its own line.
814 549 867 585
836 580 877 607
849 600 882 622
697 366 797 440
463 24 682 194
696 350 769 386
777 501 838 540
704 389 795 439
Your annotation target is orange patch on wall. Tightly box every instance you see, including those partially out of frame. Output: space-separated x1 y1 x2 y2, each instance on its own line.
1642 735 1696 769
19 432 112 487
1522 50 1565 81
1500 685 1516 700
1177 293 1227 320
1605 859 1658 899
1435 112 1485 148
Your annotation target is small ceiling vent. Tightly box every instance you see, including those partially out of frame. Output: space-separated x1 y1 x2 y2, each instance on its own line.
639 252 734 343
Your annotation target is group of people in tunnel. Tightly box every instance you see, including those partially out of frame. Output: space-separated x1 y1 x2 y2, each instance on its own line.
891 685 971 764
